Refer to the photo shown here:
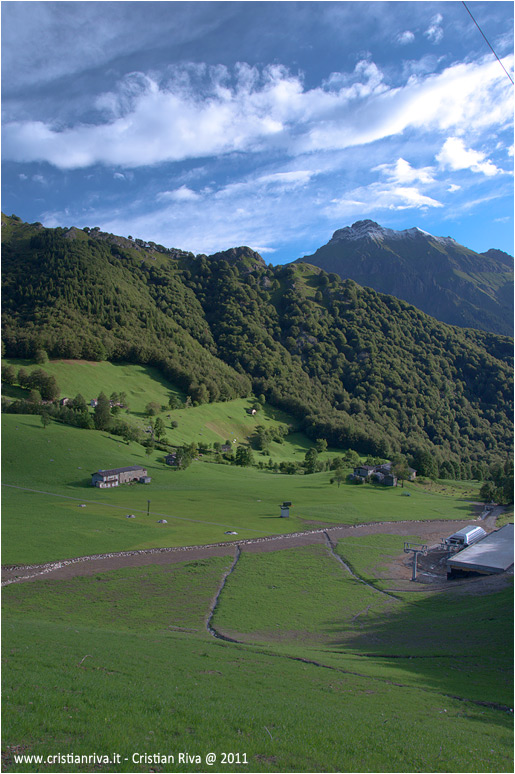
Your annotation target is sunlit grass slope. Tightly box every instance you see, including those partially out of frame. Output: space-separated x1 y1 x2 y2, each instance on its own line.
2 358 182 415
3 558 231 634
213 544 399 644
2 414 478 564
1 358 316 460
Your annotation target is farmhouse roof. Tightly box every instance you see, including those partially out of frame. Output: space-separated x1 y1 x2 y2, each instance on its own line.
95 466 147 476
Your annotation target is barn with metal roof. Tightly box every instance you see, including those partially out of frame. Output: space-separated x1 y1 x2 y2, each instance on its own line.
447 524 514 577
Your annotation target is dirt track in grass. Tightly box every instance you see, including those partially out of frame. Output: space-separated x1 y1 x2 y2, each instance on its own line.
2 518 492 587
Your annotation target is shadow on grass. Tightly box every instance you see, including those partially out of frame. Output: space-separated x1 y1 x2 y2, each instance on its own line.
109 361 183 396
323 584 513 718
1 384 29 401
67 477 96 489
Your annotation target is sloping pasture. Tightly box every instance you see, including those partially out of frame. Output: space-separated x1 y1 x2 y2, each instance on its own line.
2 546 513 773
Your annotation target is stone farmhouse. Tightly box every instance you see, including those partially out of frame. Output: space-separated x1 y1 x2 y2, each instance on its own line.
91 466 151 488
352 462 416 487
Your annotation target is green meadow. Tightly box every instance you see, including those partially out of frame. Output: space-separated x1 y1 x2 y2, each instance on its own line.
212 543 399 645
2 549 513 772
2 360 512 773
2 358 184 415
2 414 477 565
2 358 343 463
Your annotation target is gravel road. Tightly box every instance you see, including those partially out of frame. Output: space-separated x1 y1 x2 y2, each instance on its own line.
2 518 476 586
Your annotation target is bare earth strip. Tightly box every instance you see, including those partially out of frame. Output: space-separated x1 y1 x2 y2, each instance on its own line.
2 519 476 586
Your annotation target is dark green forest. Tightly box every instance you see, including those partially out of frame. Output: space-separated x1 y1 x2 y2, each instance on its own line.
2 214 513 473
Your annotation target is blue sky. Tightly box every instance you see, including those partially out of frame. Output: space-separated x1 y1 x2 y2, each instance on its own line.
2 1 513 262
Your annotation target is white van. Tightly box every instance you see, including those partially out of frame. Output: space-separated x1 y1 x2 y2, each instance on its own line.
445 526 487 547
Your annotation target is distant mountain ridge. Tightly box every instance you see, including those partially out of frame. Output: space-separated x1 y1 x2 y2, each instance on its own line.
299 220 513 336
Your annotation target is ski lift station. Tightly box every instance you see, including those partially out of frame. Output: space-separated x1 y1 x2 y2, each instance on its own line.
445 525 486 547
447 524 514 578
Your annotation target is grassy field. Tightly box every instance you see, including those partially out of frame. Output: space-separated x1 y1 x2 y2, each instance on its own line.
2 414 479 564
2 358 184 415
2 549 513 773
2 557 232 633
212 543 399 644
1 358 348 464
2 359 511 772
497 506 514 528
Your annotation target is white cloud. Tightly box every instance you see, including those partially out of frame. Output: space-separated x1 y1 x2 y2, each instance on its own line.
383 187 443 210
255 170 315 189
425 14 444 44
397 31 415 45
436 138 502 177
157 186 201 202
38 163 328 256
328 184 442 217
448 184 461 193
442 192 505 216
4 55 511 171
373 158 435 185
299 56 514 155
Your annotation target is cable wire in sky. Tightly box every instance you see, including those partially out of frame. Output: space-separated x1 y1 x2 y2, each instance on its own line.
462 1 514 85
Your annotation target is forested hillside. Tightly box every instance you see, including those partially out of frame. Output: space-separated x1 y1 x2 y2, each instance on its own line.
2 214 513 472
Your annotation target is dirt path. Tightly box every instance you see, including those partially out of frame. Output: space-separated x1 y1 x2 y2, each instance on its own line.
2 518 476 586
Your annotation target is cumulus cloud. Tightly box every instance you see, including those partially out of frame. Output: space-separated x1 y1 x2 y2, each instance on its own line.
3 50 513 207
373 158 435 185
436 138 502 176
298 55 513 155
397 30 415 45
425 14 444 44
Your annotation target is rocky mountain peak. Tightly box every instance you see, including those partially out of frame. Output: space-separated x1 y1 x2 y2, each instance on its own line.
330 220 391 243
329 220 457 247
298 219 513 336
